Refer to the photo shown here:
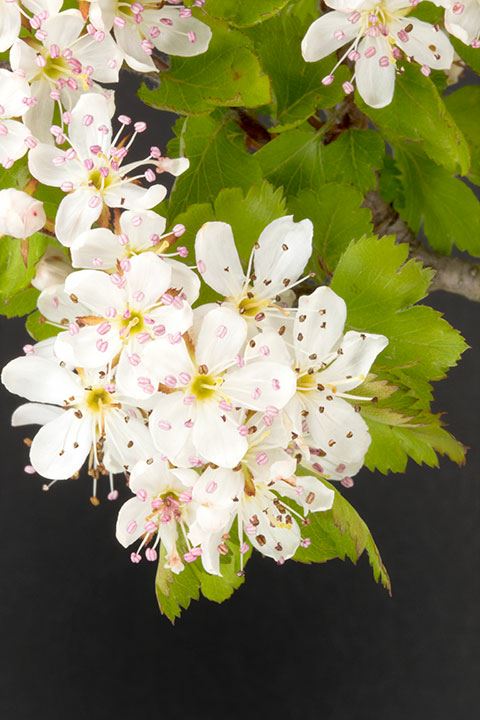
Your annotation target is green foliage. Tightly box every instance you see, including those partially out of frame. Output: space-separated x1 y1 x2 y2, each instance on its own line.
197 0 292 27
155 537 250 623
444 86 480 186
294 474 391 593
246 9 347 132
167 113 262 219
0 233 51 302
256 125 384 197
25 310 61 342
139 16 270 115
331 235 467 472
288 183 373 276
357 63 470 175
395 148 480 256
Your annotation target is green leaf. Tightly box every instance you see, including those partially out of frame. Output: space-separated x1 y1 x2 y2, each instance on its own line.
330 235 467 472
246 10 347 132
0 233 51 299
396 148 480 256
155 536 250 623
25 310 61 341
139 18 270 115
451 37 480 74
294 474 391 593
0 287 39 318
288 183 373 277
256 126 384 196
200 0 292 27
167 112 263 219
357 63 470 175
444 85 480 185
0 156 30 191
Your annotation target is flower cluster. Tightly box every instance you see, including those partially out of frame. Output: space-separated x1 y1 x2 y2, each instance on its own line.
301 0 477 108
2 196 389 575
0 0 211 171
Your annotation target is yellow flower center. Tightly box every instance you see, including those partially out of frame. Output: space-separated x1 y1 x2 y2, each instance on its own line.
189 372 222 401
237 293 270 318
119 309 145 337
296 373 317 393
86 387 112 413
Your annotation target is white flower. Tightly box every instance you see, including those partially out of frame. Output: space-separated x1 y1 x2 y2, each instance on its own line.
0 69 35 169
442 0 480 46
70 208 199 304
31 245 71 291
246 286 388 482
188 413 334 572
1 353 155 494
195 216 313 332
116 456 198 571
301 0 454 108
53 251 194 398
0 0 62 53
147 306 297 469
0 188 46 238
87 0 212 72
28 93 181 246
11 9 122 142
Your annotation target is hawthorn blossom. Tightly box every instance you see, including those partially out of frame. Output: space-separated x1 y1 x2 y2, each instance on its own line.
70 209 199 303
147 306 297 469
53 251 194 398
195 217 313 332
246 287 388 483
188 413 335 572
116 456 198 571
0 188 46 238
442 0 480 46
0 0 62 53
1 353 154 496
11 9 122 143
31 245 71 291
301 0 454 108
87 0 212 72
0 69 35 169
28 93 184 246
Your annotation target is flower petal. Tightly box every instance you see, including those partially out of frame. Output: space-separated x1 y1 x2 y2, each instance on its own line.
11 402 64 427
195 306 247 373
395 18 454 69
71 228 120 269
301 11 360 62
195 221 246 297
144 6 212 57
150 391 198 467
55 188 103 247
318 330 388 391
30 409 93 480
192 401 248 468
103 409 155 473
1 355 82 404
223 361 297 412
294 286 347 370
355 35 396 109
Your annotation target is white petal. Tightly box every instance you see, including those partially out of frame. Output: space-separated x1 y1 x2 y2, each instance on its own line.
11 402 64 427
68 93 113 158
144 7 212 57
0 68 31 117
71 228 121 269
42 10 84 47
63 267 125 315
294 286 347 370
119 209 167 251
150 391 198 466
195 221 245 298
168 259 201 306
195 306 247 373
125 252 172 308
74 32 123 83
192 401 248 468
318 330 388 391
1 355 82 404
28 143 84 187
0 119 29 166
55 189 103 247
277 474 334 513
395 18 454 70
104 182 166 210
103 409 155 473
302 11 360 62
143 336 195 385
355 36 396 109
114 22 157 73
37 283 87 324
55 323 122 369
253 216 313 297
445 1 480 44
30 410 93 480
23 81 55 144
223 361 297 412
0 2 20 53
116 496 147 547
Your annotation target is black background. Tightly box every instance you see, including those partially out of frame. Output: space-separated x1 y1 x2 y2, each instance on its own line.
0 76 479 719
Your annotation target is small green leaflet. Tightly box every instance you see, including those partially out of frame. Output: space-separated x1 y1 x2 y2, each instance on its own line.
294 473 391 593
444 85 480 186
195 0 292 27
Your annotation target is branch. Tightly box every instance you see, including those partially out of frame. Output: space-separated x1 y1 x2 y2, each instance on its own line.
364 191 480 303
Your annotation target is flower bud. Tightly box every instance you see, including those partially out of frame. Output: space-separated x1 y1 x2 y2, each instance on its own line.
31 246 71 291
0 189 46 239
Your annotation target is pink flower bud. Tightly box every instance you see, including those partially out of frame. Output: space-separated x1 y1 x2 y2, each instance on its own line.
0 189 46 239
